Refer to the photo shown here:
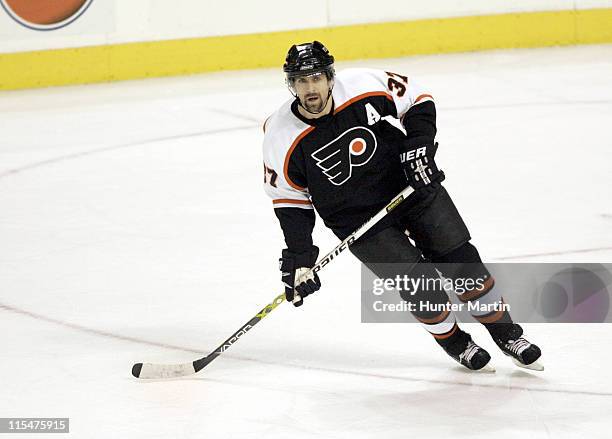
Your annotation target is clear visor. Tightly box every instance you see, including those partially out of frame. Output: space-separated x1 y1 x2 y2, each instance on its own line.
286 71 329 92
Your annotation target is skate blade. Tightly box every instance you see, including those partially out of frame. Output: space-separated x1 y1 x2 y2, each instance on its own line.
477 363 496 373
512 358 544 371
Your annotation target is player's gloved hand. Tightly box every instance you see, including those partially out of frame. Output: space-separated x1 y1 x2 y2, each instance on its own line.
399 142 445 190
279 246 321 307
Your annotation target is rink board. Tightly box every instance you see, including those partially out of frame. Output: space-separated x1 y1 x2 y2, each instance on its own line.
1 8 612 90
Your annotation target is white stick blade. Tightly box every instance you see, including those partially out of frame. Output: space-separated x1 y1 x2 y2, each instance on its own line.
133 362 197 379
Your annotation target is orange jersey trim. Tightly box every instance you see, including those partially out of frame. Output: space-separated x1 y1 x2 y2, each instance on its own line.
273 198 312 205
334 91 394 114
414 94 434 104
283 126 314 191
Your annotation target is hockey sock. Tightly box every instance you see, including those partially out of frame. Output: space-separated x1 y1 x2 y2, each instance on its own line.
398 261 460 341
433 242 513 325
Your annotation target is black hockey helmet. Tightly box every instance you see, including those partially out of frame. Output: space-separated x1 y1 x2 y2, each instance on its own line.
283 41 335 81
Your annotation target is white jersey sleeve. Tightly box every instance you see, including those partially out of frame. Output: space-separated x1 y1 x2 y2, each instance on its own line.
262 102 314 210
334 68 434 120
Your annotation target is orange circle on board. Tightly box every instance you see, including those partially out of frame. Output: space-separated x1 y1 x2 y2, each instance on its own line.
5 0 87 25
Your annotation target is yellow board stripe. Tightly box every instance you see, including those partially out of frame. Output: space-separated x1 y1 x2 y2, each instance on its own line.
1 8 611 91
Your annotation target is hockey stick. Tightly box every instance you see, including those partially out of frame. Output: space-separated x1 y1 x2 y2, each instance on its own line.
131 184 415 379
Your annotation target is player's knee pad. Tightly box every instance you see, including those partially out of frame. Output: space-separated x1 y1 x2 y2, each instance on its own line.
433 242 487 279
434 241 482 264
399 261 450 322
433 242 494 302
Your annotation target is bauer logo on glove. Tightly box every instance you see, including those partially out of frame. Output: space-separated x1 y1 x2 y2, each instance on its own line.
399 142 445 189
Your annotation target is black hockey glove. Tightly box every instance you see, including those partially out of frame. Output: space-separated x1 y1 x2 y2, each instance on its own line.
399 142 445 190
279 246 321 307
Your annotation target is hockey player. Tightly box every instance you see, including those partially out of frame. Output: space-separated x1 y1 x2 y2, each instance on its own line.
262 41 542 371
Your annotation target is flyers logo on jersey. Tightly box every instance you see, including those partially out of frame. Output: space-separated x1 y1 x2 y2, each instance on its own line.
311 127 377 186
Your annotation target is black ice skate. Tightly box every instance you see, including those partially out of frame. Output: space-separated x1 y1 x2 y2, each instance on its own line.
488 324 544 371
442 329 495 372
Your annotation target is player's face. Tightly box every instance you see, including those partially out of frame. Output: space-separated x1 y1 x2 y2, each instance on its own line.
291 72 331 113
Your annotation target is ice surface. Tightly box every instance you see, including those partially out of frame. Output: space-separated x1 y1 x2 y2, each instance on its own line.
1 44 611 438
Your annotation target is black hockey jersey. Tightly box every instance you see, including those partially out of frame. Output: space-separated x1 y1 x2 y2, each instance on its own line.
262 68 435 249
